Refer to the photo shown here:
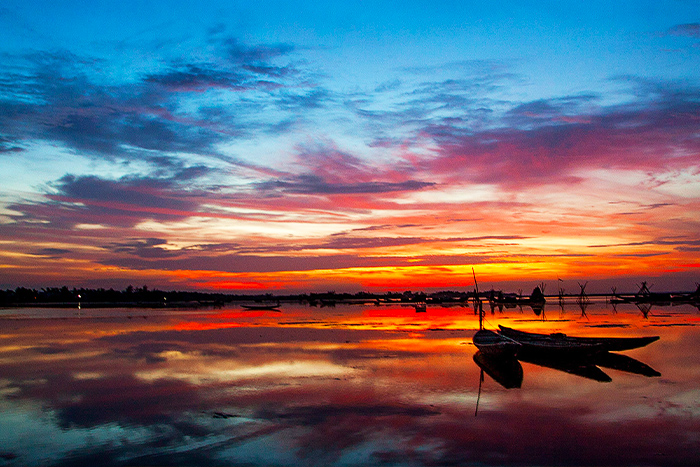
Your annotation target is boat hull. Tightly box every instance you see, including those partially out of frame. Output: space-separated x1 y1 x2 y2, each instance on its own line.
473 329 521 356
498 325 659 352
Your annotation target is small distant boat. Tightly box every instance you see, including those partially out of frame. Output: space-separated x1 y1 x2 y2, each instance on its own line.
473 329 521 356
240 301 281 311
414 303 427 312
498 326 659 353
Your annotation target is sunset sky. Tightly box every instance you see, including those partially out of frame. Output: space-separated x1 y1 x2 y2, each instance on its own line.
1 1 699 293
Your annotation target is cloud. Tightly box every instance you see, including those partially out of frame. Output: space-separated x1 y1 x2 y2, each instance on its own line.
589 237 700 249
4 170 214 230
0 52 224 158
667 23 700 38
0 136 23 153
256 174 434 195
0 35 313 167
249 143 437 198
102 238 179 259
505 94 598 126
145 65 246 92
87 231 527 273
99 253 414 273
417 82 700 188
29 248 71 257
223 37 295 64
51 174 201 217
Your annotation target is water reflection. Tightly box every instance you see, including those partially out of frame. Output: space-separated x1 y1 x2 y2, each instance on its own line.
1 301 699 466
474 349 660 389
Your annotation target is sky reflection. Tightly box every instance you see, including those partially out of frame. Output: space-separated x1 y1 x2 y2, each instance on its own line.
1 302 699 466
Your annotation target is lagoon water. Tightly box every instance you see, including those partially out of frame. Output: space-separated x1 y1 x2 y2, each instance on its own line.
1 300 699 466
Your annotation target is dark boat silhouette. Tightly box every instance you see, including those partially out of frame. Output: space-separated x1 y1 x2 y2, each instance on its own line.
496 326 603 357
240 301 281 311
475 348 660 388
473 351 523 389
498 325 659 353
473 329 521 356
593 351 661 377
517 351 612 382
473 324 661 388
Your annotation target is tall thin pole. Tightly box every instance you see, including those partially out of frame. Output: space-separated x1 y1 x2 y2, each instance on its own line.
475 369 484 417
473 268 483 330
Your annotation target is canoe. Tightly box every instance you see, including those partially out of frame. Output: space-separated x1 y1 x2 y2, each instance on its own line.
240 303 281 311
496 326 605 357
473 329 521 356
498 325 659 352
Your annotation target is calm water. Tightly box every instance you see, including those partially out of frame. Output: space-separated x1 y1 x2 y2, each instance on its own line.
1 300 699 466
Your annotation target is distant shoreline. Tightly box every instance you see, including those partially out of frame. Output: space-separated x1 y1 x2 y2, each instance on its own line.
3 285 698 309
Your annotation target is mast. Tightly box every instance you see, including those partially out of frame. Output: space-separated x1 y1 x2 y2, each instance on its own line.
473 268 484 330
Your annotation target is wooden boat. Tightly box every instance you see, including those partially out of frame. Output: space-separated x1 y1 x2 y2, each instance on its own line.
496 326 604 357
240 301 281 311
473 329 521 356
498 325 659 352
